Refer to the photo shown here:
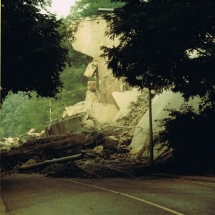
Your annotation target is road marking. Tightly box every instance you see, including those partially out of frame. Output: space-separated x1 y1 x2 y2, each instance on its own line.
65 179 185 215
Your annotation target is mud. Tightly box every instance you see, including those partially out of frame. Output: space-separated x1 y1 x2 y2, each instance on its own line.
1 131 151 178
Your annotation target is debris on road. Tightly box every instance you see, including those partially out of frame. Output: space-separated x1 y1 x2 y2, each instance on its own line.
0 129 146 178
0 92 172 178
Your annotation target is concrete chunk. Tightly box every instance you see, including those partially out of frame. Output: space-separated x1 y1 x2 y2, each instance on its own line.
84 61 98 77
71 17 120 57
65 102 85 117
129 90 200 157
112 88 142 120
92 102 118 123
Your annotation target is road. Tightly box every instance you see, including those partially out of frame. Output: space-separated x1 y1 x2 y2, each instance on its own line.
1 174 215 215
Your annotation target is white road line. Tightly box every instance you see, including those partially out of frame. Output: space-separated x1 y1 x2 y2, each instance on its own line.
65 179 185 215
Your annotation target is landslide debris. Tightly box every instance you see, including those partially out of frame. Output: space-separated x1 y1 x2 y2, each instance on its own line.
1 94 150 178
0 130 149 178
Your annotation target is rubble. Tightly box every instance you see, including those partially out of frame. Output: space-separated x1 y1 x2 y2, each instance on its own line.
70 16 120 58
0 89 153 178
27 128 44 137
1 16 187 178
129 90 200 160
1 88 202 177
0 130 149 178
0 137 23 151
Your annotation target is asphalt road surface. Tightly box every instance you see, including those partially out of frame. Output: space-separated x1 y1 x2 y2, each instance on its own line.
1 174 215 215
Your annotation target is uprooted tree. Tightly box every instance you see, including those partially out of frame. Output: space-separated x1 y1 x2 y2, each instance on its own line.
1 0 68 102
101 0 215 172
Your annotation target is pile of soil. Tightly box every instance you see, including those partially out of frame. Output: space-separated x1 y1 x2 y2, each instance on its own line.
1 134 86 171
0 132 150 178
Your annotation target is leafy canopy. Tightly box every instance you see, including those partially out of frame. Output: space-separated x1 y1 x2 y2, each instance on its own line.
1 0 68 102
0 92 50 137
102 0 215 100
157 104 215 174
64 0 124 24
101 1 215 171
0 46 90 137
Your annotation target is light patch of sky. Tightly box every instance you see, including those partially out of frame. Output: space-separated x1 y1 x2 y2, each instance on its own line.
46 0 77 19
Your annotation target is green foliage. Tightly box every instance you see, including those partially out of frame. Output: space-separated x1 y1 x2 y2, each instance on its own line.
1 48 90 137
0 62 89 137
1 92 49 137
102 0 215 100
101 0 215 171
1 0 124 137
158 105 215 173
55 39 91 109
53 65 88 114
64 0 124 24
1 0 68 101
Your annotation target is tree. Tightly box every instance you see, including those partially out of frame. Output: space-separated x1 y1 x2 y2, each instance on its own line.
0 47 91 137
101 0 215 171
102 0 215 101
0 92 49 137
158 104 215 174
64 0 124 24
1 0 68 102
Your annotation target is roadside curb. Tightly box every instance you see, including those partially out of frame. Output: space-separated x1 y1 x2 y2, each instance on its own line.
0 195 7 215
151 173 215 183
179 176 215 183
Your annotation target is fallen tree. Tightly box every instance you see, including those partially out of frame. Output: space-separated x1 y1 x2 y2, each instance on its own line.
18 153 83 171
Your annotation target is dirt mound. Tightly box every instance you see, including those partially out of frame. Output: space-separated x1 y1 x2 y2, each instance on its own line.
1 134 87 172
1 131 150 178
